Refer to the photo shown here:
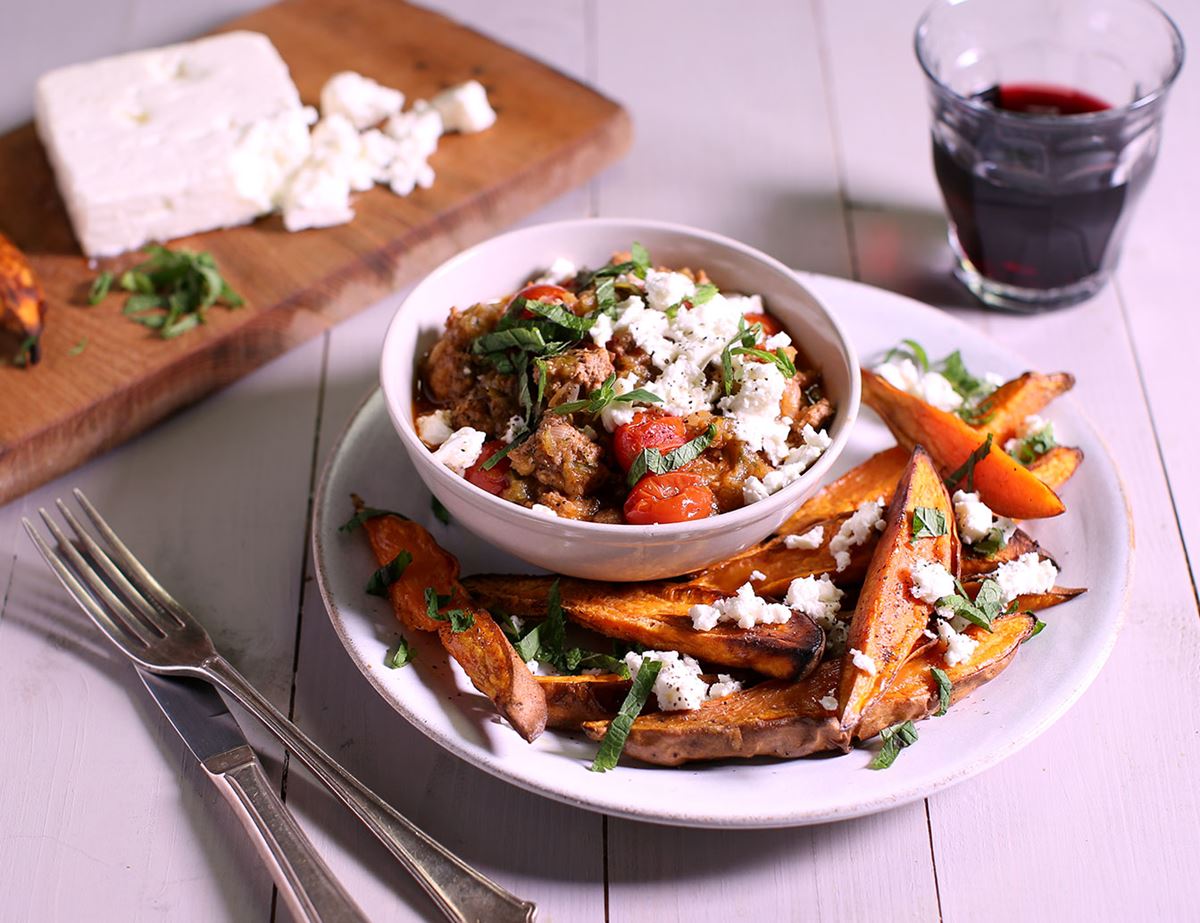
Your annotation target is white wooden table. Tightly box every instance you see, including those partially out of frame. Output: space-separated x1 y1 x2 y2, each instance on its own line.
3 2 1199 920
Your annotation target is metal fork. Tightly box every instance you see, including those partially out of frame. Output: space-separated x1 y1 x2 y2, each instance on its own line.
24 489 537 923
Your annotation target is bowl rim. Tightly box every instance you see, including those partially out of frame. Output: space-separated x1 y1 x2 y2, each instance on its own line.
379 216 862 536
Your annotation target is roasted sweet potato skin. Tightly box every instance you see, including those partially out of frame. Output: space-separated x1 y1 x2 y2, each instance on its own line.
537 674 633 729
856 613 1035 739
862 369 1066 520
0 232 45 365
583 661 846 766
359 512 547 741
463 575 825 681
838 446 958 734
976 372 1075 444
1028 445 1085 491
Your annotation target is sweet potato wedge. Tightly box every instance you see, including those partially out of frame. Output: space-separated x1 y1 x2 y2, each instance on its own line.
838 446 958 734
780 446 909 535
463 575 825 680
959 577 1086 612
358 511 547 741
536 674 632 729
582 661 846 766
976 372 1075 444
1028 445 1085 491
862 369 1066 519
856 612 1036 740
687 510 872 597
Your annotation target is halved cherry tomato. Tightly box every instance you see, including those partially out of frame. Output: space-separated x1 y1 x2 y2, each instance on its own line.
613 413 688 471
464 440 510 495
509 284 575 318
624 473 715 525
744 311 783 341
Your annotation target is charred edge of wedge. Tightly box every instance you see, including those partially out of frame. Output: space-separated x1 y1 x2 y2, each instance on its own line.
537 674 632 729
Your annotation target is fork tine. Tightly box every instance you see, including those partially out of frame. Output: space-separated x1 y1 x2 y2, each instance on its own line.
55 498 180 635
72 488 190 622
22 517 149 653
37 507 160 648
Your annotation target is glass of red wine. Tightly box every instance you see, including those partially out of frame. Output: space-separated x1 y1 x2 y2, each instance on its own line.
915 0 1184 311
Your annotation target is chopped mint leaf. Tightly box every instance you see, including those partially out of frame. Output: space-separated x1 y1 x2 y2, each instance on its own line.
630 241 651 278
423 587 474 632
366 551 412 598
87 271 114 305
430 496 451 525
944 434 993 493
386 636 414 668
68 337 88 357
589 659 662 772
912 506 948 539
931 667 952 716
1028 619 1047 640
626 424 716 487
552 373 662 416
340 505 408 533
868 720 919 769
1009 424 1057 466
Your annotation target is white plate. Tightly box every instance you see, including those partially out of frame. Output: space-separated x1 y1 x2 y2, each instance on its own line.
312 274 1131 829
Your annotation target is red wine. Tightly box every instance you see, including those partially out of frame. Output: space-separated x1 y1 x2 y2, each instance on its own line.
933 83 1150 291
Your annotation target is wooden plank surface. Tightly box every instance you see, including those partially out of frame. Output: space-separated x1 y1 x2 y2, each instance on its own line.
0 0 630 508
1 1 1198 921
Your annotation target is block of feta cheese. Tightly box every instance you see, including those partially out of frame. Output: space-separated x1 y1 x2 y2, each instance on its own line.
35 31 310 257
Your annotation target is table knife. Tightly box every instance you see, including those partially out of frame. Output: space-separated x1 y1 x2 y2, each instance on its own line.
138 670 368 922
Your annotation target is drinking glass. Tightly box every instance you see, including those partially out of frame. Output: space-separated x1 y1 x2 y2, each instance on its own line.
915 0 1184 311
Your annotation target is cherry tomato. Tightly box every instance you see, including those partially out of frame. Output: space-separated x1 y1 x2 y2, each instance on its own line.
464 440 510 495
744 311 783 341
613 413 688 471
624 473 715 525
509 284 575 319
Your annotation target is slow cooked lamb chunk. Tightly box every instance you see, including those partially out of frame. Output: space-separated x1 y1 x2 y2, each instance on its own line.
424 301 506 402
542 347 615 408
509 415 610 498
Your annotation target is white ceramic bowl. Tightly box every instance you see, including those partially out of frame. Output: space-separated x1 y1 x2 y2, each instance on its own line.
379 218 860 580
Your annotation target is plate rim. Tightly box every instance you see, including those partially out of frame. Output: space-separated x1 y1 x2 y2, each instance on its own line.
311 272 1133 828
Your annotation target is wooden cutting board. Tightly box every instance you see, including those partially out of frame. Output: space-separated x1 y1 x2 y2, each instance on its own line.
0 0 629 505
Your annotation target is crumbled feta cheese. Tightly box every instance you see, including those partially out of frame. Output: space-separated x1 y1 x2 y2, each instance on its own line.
818 694 839 712
829 498 887 571
320 71 403 129
742 426 832 503
850 648 877 676
430 426 486 474
784 525 824 549
385 131 436 196
416 410 454 446
875 357 964 412
910 559 957 604
688 582 793 631
306 115 398 192
624 650 710 712
431 80 496 133
952 490 994 544
533 256 577 284
718 358 791 463
706 674 743 700
529 503 558 518
525 659 539 673
589 311 615 349
937 618 979 667
280 159 354 231
763 332 793 350
231 105 316 212
749 570 767 582
994 552 1058 602
510 615 525 633
500 415 525 443
784 574 844 622
644 270 695 312
384 101 442 157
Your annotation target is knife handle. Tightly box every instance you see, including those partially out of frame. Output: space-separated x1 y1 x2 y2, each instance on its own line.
205 657 538 923
204 745 368 923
